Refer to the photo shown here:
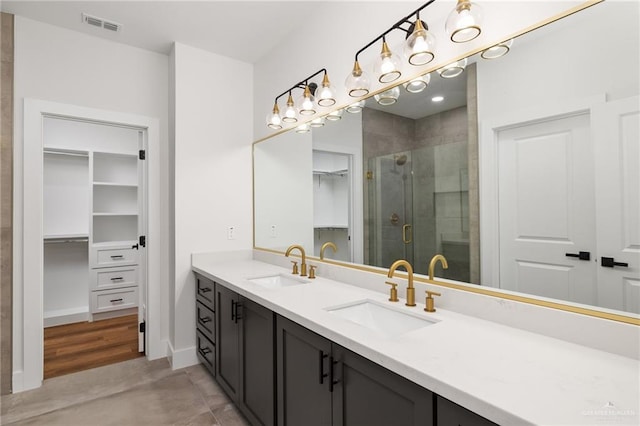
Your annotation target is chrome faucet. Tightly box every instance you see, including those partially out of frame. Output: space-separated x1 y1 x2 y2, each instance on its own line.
387 259 416 307
285 244 307 276
320 241 338 260
428 254 448 281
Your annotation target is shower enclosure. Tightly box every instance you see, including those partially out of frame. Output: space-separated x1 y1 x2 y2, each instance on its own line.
366 143 470 280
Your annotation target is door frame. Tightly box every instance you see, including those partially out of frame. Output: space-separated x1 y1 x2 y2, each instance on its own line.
16 99 163 392
479 94 605 289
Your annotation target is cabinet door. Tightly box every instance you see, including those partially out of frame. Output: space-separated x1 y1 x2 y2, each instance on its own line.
436 396 497 426
332 345 434 426
239 296 275 426
276 315 332 426
216 284 240 400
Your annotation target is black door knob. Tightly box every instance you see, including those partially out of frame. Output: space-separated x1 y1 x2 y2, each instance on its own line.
566 251 591 261
601 257 629 268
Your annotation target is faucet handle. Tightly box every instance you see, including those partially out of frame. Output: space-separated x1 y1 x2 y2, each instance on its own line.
384 281 399 302
290 261 299 275
308 265 317 279
424 290 441 312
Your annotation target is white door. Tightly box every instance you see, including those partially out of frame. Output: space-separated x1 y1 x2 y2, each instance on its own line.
593 96 640 313
498 113 597 304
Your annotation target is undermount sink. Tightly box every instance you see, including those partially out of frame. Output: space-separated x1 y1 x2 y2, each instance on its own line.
326 299 438 338
248 273 310 289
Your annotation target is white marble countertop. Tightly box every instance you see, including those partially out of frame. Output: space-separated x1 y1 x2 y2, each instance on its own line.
192 257 640 426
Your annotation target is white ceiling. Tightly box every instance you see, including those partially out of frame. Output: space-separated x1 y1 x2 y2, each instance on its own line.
0 1 320 63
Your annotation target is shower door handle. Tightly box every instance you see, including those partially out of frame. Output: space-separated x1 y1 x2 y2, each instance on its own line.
402 224 412 244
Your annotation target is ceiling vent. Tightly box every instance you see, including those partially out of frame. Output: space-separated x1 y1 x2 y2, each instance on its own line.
81 13 122 33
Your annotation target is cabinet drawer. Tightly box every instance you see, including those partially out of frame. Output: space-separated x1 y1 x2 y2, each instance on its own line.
91 286 138 313
196 301 215 343
196 329 215 376
91 266 138 290
92 245 139 268
195 274 215 310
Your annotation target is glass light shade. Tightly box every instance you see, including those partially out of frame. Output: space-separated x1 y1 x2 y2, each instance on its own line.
317 73 337 107
298 85 317 116
345 60 370 97
403 73 431 94
403 20 436 66
481 39 514 59
374 41 402 83
295 122 311 133
326 109 344 121
282 93 298 123
445 0 483 43
437 58 468 79
266 103 282 130
374 86 400 106
346 100 365 113
310 117 325 128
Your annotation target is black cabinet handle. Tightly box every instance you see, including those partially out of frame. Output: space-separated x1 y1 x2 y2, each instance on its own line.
231 300 236 321
198 315 212 324
601 257 629 268
131 244 139 250
235 302 242 323
110 298 123 303
199 346 212 355
566 251 591 261
199 286 212 293
329 356 340 393
110 255 124 259
319 351 328 384
110 277 124 281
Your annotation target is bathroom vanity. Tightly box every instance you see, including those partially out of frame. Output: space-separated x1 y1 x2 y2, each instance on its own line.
192 252 639 426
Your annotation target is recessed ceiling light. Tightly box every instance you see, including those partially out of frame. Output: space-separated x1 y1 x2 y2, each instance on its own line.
432 96 444 102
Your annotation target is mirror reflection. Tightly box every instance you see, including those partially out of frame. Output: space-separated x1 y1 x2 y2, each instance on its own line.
253 1 640 316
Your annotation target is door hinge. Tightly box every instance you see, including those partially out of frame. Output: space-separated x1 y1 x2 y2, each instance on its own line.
139 149 146 160
139 235 146 247
139 321 146 333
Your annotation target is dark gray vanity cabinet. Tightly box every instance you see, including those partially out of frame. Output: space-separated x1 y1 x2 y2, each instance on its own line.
276 315 434 426
215 281 275 426
195 274 216 375
436 396 497 426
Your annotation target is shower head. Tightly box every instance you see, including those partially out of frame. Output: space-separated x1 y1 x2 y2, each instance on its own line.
394 154 408 166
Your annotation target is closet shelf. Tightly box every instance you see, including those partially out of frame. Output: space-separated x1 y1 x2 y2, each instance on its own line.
44 234 89 243
92 240 137 248
93 181 138 188
93 212 138 217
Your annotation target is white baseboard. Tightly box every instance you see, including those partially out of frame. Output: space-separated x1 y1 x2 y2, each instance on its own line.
12 369 41 394
166 341 198 370
43 308 90 328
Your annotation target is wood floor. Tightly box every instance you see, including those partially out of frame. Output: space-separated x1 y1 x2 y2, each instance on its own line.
44 314 143 379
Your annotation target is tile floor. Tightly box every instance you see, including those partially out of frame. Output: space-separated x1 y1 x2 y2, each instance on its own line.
0 357 250 426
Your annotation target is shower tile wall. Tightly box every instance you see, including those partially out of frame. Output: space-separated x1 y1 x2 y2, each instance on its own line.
363 106 469 279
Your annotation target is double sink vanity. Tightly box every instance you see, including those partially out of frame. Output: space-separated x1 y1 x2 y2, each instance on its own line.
192 248 639 426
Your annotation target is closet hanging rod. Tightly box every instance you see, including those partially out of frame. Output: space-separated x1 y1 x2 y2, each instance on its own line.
44 238 89 244
43 149 89 157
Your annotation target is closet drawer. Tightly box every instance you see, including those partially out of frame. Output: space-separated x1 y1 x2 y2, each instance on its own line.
91 266 138 291
196 301 215 343
91 286 138 313
92 245 139 268
196 329 215 376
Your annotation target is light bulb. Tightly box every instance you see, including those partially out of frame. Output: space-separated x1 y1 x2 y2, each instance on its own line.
298 85 316 116
446 0 483 43
317 73 336 107
374 41 402 83
345 60 370 98
437 58 468 79
404 19 436 66
374 86 400 106
282 93 297 123
403 73 431 94
266 103 282 130
346 100 365 113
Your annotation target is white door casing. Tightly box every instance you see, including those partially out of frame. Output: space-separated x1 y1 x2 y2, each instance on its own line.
497 113 597 304
593 96 640 313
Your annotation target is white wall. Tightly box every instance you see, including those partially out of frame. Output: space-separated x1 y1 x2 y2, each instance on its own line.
253 1 589 142
13 16 169 391
171 42 253 367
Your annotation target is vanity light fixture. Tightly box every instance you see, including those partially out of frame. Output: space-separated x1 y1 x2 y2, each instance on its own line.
374 38 403 83
404 17 436 66
481 38 514 59
375 86 400 106
326 108 344 121
266 103 283 130
267 68 334 130
445 0 483 43
346 0 437 97
437 57 468 78
404 73 431 93
282 92 298 123
346 100 365 113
